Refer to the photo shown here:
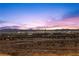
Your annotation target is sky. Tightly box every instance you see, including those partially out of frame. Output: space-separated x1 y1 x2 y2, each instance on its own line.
0 3 79 29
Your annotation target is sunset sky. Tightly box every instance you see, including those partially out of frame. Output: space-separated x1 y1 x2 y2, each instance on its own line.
0 3 79 29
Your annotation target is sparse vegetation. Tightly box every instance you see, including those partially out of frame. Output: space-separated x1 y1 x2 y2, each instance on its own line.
0 29 79 56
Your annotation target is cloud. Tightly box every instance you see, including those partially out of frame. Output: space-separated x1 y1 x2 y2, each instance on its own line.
0 20 7 24
44 17 79 29
63 10 79 19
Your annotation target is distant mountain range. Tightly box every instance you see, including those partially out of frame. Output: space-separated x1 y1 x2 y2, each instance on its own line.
0 26 20 30
0 25 79 31
0 26 79 33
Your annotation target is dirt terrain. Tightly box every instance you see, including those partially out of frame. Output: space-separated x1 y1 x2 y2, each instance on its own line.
0 30 79 56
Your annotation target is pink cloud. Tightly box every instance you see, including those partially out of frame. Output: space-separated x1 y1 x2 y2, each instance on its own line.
45 17 79 29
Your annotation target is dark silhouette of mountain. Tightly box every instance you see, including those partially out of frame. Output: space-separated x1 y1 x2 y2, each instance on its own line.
0 25 79 32
0 26 20 30
0 26 21 32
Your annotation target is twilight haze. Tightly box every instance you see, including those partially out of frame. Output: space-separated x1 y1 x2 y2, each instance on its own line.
0 3 79 30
